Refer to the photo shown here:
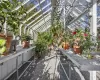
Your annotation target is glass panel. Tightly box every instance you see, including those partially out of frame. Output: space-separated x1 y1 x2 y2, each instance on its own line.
42 5 51 12
97 6 100 16
32 0 40 10
26 8 51 26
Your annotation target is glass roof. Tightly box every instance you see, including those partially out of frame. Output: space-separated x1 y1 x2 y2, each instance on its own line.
13 0 100 32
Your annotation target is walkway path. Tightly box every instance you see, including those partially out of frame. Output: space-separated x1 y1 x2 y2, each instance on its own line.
8 49 90 80
20 50 60 80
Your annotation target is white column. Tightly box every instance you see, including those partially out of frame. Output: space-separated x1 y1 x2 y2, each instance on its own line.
24 24 27 34
30 30 33 44
64 3 66 29
19 24 23 45
90 0 97 80
90 0 97 38
90 71 96 80
34 31 38 42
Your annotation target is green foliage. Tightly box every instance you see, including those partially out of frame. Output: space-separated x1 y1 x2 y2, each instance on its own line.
97 37 100 51
97 28 100 51
0 0 26 35
0 39 6 47
22 34 31 41
72 28 95 54
35 22 63 57
0 39 6 55
35 32 49 58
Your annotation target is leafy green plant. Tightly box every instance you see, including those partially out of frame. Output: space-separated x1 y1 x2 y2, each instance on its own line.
97 28 100 51
0 0 26 35
35 32 48 58
21 34 31 41
0 39 6 55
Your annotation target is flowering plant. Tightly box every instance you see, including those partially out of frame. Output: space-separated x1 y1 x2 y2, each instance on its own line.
72 28 95 55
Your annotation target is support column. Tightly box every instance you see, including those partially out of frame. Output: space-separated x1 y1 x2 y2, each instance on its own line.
90 0 97 38
19 24 23 45
64 3 66 30
24 24 27 34
90 71 96 80
90 0 97 80
30 30 33 44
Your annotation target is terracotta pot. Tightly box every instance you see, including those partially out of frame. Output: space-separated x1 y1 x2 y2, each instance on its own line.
0 33 6 39
22 41 29 48
73 45 82 54
62 42 70 50
6 36 13 49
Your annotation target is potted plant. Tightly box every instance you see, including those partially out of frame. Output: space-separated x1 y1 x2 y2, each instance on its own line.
35 41 47 58
35 32 47 58
22 34 31 48
71 28 84 54
0 0 26 50
61 33 70 50
71 28 95 58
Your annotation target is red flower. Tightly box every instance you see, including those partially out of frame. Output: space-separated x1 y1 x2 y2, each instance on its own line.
72 31 76 35
84 33 88 37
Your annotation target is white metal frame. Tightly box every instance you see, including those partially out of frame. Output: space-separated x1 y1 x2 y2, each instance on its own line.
19 0 45 19
31 14 51 31
36 19 51 32
19 2 51 37
28 11 51 32
25 8 52 29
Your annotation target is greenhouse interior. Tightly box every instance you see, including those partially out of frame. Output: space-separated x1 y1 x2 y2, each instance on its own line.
0 0 100 80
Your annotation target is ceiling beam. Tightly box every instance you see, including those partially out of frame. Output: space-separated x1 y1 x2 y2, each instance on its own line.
20 0 45 19
28 13 51 31
28 11 51 31
26 8 52 29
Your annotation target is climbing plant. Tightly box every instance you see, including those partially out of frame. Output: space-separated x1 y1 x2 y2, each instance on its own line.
0 0 26 35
